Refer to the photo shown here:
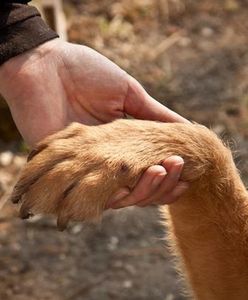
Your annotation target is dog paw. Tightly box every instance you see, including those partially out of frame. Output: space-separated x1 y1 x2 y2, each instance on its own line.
11 122 138 230
11 119 226 230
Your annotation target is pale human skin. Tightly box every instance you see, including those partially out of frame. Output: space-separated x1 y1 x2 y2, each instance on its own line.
0 38 189 209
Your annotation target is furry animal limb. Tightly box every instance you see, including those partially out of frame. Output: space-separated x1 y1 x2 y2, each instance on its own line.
10 119 248 299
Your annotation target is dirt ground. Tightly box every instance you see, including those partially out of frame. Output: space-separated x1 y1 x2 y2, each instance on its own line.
1 0 248 299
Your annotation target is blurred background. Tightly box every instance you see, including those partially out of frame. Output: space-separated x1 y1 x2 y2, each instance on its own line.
0 0 248 299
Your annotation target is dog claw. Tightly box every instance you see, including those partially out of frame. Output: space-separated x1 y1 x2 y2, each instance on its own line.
57 214 69 231
20 209 33 219
10 187 22 204
27 144 48 162
19 203 33 219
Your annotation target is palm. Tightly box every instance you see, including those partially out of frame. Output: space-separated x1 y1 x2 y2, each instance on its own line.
0 40 124 145
0 39 186 146
58 43 128 125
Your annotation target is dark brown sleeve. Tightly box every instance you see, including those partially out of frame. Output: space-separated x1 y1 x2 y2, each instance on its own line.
0 1 59 65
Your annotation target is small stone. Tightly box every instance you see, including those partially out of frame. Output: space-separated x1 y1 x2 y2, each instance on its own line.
108 236 119 251
123 280 133 289
71 224 83 234
0 151 13 166
178 37 192 47
125 263 136 275
201 27 214 37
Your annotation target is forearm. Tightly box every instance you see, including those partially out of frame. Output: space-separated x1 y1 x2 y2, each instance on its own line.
0 0 58 66
165 173 248 299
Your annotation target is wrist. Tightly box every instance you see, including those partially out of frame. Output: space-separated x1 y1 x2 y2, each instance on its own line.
0 38 60 105
0 38 60 71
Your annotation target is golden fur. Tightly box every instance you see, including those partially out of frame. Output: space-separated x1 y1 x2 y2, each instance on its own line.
10 119 248 299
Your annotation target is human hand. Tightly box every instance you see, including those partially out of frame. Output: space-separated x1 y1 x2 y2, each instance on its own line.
0 39 189 208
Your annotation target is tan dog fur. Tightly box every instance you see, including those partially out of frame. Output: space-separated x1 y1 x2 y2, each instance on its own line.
10 119 248 299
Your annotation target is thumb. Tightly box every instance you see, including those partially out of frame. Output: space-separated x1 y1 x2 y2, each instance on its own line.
124 75 190 123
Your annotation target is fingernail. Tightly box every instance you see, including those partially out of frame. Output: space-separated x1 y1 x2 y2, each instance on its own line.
152 173 166 187
171 163 184 180
174 156 184 165
163 156 184 166
171 183 189 197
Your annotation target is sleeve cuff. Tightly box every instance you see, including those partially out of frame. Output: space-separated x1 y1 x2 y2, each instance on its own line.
0 4 59 65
